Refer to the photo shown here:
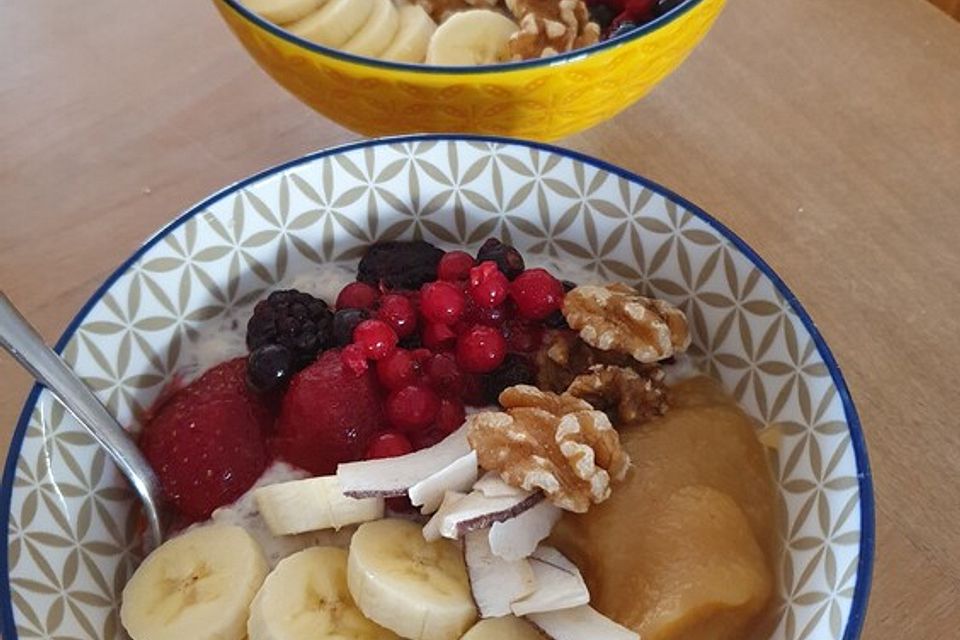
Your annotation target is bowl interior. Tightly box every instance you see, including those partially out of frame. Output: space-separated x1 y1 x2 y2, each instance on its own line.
1 137 872 640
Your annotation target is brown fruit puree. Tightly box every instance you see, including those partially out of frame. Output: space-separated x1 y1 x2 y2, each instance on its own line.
551 375 779 640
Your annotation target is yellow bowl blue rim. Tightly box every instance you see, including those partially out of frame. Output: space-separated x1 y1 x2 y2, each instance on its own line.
0 134 873 640
218 0 709 73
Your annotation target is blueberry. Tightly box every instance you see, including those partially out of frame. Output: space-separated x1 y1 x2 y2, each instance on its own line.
247 344 294 393
476 238 525 280
331 308 370 347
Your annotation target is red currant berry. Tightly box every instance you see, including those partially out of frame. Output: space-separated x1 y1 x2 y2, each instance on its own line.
468 261 510 309
336 282 380 311
437 251 476 282
340 343 369 376
461 297 511 329
376 349 420 390
386 385 441 433
410 348 433 366
420 281 466 325
509 269 565 320
402 289 421 310
425 352 464 398
365 432 413 460
461 372 487 406
434 398 466 435
377 294 418 338
353 319 398 360
456 325 507 373
422 322 457 351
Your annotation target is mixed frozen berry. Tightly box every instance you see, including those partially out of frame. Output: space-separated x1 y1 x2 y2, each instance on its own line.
476 238 525 280
436 250 475 282
140 237 575 522
335 281 380 311
245 289 334 391
357 240 444 290
274 349 384 475
331 308 370 347
376 294 418 338
586 0 690 39
139 358 272 520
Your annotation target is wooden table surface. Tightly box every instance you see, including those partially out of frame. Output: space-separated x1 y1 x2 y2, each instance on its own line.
2 0 959 637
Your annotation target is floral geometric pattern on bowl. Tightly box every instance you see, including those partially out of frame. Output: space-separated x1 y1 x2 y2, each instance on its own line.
1 137 872 640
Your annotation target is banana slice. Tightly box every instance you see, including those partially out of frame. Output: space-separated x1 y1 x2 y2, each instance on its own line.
380 4 437 63
425 9 517 66
120 524 268 640
255 475 384 536
288 0 376 48
348 519 478 640
243 0 327 25
342 0 400 58
248 546 399 640
461 616 544 640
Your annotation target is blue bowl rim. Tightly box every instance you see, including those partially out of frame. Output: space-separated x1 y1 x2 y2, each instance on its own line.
218 0 712 74
0 133 873 640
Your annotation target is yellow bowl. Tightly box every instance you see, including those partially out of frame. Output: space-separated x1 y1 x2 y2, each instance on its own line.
214 0 725 140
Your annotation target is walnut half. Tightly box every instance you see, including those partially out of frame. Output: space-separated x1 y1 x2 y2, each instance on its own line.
466 385 630 513
504 0 600 60
563 283 691 363
535 329 664 394
565 364 668 426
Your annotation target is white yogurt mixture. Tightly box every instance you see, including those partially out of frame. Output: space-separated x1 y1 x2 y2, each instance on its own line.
207 461 356 568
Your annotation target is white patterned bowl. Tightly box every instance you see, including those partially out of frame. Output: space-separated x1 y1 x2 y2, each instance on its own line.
1 136 873 640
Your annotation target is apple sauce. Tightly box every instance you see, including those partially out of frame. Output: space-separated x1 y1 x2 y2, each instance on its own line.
551 375 779 640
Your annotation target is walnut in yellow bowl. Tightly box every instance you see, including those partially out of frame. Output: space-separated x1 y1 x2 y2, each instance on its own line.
213 0 725 140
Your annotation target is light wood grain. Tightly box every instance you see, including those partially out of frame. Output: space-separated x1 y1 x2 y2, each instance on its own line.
2 0 959 637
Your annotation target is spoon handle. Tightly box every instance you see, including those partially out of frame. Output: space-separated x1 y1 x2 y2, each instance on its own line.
0 293 164 550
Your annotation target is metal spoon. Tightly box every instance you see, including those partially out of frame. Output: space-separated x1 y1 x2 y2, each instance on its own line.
0 292 164 551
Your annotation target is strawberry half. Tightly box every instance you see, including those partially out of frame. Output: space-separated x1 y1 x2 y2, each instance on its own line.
139 358 273 521
273 349 385 475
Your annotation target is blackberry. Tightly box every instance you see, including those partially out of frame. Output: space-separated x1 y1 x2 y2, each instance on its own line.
246 289 333 368
331 308 370 347
482 354 535 404
247 344 294 393
561 279 578 292
476 238 525 280
357 241 445 290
